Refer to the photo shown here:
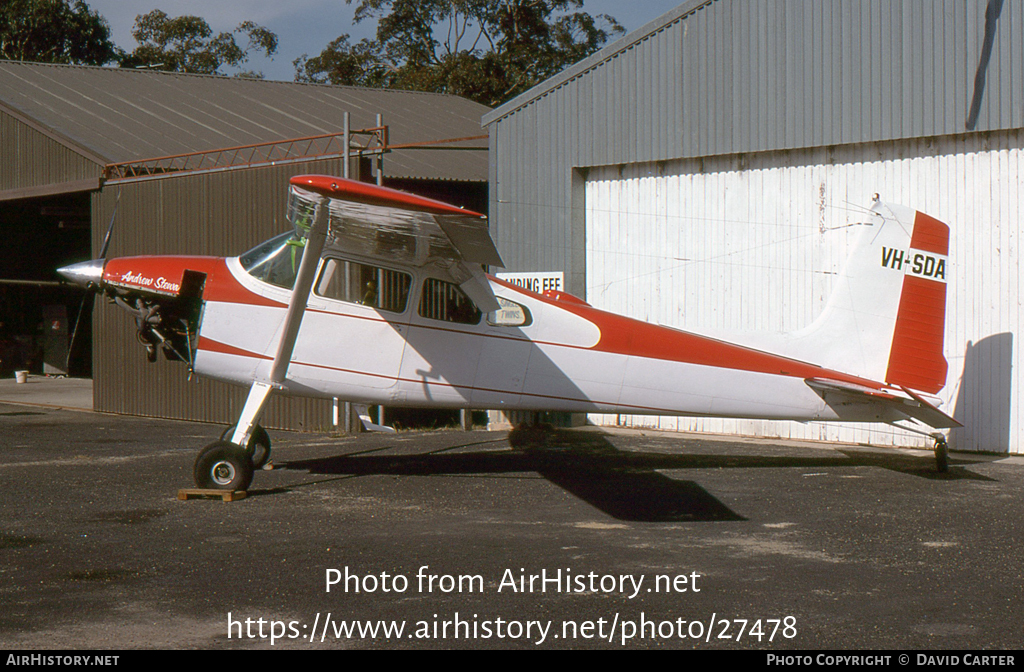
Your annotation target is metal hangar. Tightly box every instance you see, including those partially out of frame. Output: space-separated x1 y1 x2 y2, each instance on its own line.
483 0 1024 453
0 61 490 430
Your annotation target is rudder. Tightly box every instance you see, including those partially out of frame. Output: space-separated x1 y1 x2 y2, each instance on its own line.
883 211 950 394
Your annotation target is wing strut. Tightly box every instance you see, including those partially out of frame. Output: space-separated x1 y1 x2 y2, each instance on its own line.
229 196 330 447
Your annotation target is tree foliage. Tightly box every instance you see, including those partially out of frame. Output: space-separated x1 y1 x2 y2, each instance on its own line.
0 0 119 65
295 0 623 106
120 10 278 77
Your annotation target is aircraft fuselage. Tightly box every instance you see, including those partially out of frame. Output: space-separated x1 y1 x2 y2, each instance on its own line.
97 252 895 424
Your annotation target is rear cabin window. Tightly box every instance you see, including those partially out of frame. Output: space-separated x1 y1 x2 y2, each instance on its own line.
418 278 481 325
487 297 532 327
315 259 412 313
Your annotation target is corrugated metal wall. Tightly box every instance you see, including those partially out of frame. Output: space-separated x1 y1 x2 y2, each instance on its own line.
486 0 1024 294
584 129 1023 453
485 0 1024 450
0 111 101 193
91 159 351 431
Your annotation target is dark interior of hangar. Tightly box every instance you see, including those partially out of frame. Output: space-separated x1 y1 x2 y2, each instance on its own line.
0 192 92 377
0 179 487 429
383 178 488 216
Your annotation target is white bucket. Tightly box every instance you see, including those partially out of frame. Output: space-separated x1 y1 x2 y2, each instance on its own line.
14 370 27 384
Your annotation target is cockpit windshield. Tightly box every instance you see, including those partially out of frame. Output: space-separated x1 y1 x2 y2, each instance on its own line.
239 232 307 289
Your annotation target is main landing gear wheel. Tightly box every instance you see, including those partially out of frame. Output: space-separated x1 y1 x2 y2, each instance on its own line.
934 436 949 474
220 424 272 469
194 441 254 491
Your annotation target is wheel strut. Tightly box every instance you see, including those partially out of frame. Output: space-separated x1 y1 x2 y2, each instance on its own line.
220 423 272 470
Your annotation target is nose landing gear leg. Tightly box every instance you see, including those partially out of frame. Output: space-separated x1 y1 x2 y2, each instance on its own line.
190 195 329 494
193 381 274 491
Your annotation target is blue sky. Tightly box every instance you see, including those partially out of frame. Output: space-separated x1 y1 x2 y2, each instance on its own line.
86 0 685 81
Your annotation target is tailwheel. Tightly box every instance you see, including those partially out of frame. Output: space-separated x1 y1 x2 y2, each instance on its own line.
220 424 272 470
934 436 949 473
194 441 254 491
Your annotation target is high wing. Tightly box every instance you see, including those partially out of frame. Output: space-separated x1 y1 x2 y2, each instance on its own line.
227 175 505 452
288 175 503 311
64 174 962 491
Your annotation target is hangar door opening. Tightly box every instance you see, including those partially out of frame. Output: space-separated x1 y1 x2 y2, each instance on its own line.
0 192 92 378
583 131 1023 454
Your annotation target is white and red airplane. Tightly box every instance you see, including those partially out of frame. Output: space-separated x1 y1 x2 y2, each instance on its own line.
58 175 959 491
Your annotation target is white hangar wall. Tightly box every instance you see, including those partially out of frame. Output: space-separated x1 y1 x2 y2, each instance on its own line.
585 129 1022 453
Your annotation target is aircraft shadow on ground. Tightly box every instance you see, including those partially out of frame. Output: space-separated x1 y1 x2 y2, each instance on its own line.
279 430 990 522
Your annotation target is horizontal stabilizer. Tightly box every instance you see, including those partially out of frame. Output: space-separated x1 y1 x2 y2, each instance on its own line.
806 378 961 429
898 385 962 429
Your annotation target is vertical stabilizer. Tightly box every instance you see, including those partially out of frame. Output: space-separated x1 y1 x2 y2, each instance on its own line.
779 200 950 393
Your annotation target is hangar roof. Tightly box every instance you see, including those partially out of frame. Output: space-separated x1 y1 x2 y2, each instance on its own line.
484 0 1024 148
0 61 488 182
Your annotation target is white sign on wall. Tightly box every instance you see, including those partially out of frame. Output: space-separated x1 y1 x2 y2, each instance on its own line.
495 272 564 294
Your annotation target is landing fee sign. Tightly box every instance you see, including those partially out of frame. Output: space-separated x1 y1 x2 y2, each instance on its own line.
495 272 564 294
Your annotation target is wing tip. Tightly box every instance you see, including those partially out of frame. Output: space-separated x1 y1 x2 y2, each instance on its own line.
291 174 486 218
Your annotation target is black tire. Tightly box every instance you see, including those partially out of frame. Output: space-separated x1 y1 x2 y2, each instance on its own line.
220 424 271 469
194 441 254 491
935 438 949 473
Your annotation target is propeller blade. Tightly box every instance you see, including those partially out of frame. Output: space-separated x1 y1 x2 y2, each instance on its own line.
62 187 119 375
65 291 91 374
97 189 120 261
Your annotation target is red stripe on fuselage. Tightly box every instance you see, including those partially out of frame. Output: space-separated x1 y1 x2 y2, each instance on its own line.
103 256 284 308
198 334 820 417
196 269 897 396
489 276 890 391
198 336 270 360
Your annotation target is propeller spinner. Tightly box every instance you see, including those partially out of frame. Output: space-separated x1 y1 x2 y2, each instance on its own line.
57 259 105 289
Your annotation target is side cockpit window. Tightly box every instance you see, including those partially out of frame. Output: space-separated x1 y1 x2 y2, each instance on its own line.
486 297 532 327
418 278 481 325
315 258 412 313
